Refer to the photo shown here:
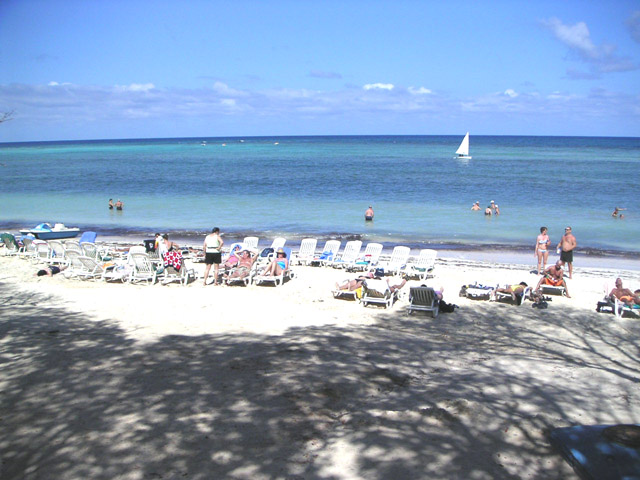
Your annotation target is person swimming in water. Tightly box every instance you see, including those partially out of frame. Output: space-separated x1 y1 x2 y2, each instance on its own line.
365 205 374 221
115 199 124 210
108 198 114 210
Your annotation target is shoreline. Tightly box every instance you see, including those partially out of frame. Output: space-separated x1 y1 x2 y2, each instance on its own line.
4 220 640 270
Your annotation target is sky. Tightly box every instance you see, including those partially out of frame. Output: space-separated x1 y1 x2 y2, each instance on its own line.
1 0 639 141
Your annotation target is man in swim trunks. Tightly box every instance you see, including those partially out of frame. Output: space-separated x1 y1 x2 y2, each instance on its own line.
535 261 570 297
226 249 257 281
365 206 374 221
557 226 577 279
610 278 640 306
115 199 124 210
471 201 480 211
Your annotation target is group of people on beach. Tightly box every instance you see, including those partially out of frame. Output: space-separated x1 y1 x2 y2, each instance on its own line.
201 228 288 286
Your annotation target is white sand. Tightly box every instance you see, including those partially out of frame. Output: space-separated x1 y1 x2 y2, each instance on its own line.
1 250 639 480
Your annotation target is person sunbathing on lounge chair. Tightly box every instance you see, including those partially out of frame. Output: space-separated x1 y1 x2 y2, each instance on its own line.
494 282 528 302
336 272 375 291
610 278 640 306
535 261 570 297
226 249 257 280
260 248 289 276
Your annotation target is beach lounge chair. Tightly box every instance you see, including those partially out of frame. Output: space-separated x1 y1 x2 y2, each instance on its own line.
541 283 566 296
74 256 107 280
79 231 97 244
330 240 362 269
407 286 440 317
32 240 50 263
312 240 341 266
377 246 411 276
1 233 20 256
405 249 437 280
18 237 36 260
253 247 294 287
63 240 83 256
126 253 157 285
292 238 317 266
494 286 531 306
46 240 67 265
225 253 259 287
350 242 383 272
159 252 196 286
361 278 398 309
243 236 259 250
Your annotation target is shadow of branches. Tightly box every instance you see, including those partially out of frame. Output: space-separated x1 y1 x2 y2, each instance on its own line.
1 281 638 480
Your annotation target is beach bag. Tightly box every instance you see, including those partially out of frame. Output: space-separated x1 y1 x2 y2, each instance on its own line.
260 247 274 258
439 299 457 313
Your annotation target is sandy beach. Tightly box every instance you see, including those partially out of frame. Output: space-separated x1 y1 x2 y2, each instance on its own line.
1 247 640 480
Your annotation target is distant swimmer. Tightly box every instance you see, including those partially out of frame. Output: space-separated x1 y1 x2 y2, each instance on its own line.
490 200 500 215
471 201 480 211
108 198 114 210
612 207 626 219
365 205 374 221
484 205 492 216
115 199 124 211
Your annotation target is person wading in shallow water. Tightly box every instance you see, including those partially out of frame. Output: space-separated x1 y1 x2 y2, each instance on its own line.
365 206 374 221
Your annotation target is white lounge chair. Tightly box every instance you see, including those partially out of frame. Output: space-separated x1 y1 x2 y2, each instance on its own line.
407 286 440 317
330 240 362 269
253 247 294 287
361 278 397 309
350 242 383 272
405 249 437 280
377 246 411 276
494 286 531 306
312 240 341 266
243 236 259 250
74 256 107 280
293 238 317 266
159 257 196 286
127 253 157 285
46 240 67 265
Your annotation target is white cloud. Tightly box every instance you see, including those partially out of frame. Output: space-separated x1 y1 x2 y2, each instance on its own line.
363 83 394 91
408 86 432 95
542 17 638 74
116 83 155 92
504 89 518 98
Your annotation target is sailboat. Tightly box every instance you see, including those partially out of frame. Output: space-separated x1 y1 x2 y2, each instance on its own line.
454 132 472 160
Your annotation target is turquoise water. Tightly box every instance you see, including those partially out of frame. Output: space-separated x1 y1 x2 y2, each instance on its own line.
1 135 639 254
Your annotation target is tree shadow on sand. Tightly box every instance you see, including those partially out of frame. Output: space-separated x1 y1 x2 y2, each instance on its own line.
1 282 638 480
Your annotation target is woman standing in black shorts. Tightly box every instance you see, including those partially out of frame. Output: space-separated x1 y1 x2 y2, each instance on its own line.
203 227 224 285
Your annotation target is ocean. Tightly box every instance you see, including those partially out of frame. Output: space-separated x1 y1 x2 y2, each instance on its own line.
1 135 639 261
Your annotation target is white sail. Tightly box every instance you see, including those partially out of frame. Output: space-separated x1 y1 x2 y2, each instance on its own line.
455 132 470 156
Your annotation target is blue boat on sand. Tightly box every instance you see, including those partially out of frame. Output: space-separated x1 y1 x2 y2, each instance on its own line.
20 223 80 240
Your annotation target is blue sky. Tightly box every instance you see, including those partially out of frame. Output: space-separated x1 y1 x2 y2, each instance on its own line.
1 0 639 141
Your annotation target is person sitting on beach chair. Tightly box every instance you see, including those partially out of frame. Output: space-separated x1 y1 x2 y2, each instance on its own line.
535 261 570 298
494 282 528 303
609 278 640 306
260 248 289 277
226 249 258 282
